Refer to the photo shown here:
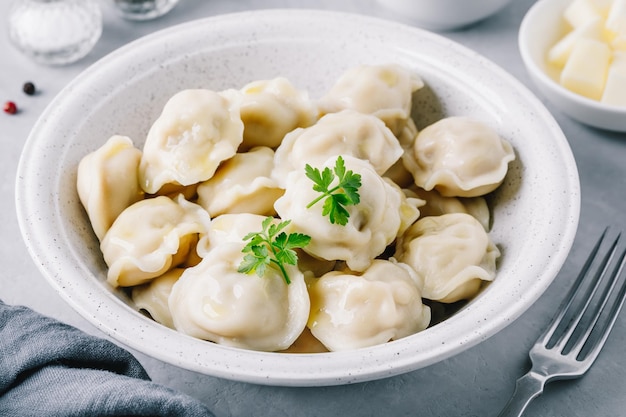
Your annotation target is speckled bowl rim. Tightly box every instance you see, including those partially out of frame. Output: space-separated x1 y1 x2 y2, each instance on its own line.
16 9 580 386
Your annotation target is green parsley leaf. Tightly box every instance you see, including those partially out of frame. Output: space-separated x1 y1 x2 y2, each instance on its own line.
237 217 311 285
305 156 362 226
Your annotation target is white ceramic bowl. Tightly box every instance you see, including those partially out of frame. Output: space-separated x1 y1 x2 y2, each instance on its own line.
519 0 626 132
16 9 580 386
377 0 514 31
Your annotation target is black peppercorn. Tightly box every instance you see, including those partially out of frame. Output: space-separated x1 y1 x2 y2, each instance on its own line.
23 82 36 96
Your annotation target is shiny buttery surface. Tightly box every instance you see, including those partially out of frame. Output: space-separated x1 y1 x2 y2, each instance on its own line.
2 0 626 415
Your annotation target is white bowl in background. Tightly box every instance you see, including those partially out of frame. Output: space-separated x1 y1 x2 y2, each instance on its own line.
377 0 514 31
15 9 580 386
519 0 626 132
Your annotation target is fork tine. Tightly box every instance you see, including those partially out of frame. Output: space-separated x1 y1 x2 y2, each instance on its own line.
537 228 608 347
549 231 621 352
574 246 626 365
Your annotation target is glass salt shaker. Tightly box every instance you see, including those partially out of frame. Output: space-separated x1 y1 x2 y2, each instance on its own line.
112 0 180 21
7 0 102 66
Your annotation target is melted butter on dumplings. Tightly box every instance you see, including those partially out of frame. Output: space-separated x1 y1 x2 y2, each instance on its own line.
76 64 519 353
307 259 431 351
101 194 211 288
139 89 244 194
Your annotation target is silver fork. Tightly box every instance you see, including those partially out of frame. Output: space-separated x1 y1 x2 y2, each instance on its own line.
497 228 626 417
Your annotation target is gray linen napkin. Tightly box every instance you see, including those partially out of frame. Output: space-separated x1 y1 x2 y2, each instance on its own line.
0 300 215 417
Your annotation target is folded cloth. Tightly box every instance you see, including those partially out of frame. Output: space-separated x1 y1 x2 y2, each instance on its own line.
0 300 215 417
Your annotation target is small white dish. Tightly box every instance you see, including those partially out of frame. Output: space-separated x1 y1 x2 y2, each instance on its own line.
519 0 626 132
15 9 579 386
376 0 514 31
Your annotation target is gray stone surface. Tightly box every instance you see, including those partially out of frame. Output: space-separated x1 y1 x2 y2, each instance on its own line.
2 1 626 416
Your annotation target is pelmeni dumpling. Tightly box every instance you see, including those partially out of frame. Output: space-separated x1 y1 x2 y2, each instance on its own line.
132 268 184 329
168 242 310 352
139 89 244 194
77 135 144 241
197 147 284 217
408 186 490 231
101 194 211 288
272 110 403 187
307 259 431 351
395 213 500 303
317 64 424 135
274 155 418 272
239 77 319 150
402 116 515 197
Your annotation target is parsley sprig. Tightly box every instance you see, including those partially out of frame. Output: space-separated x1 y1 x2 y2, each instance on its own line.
237 217 311 285
305 156 362 226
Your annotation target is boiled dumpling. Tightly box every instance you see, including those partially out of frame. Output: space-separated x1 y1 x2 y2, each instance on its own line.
272 110 403 187
197 146 284 217
318 64 424 135
77 135 144 241
139 89 244 194
131 268 184 329
394 212 500 303
401 116 515 197
407 186 490 231
307 259 431 351
168 242 310 352
239 77 318 150
274 155 418 272
101 194 211 287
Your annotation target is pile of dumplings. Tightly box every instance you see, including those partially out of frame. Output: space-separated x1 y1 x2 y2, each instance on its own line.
76 64 516 353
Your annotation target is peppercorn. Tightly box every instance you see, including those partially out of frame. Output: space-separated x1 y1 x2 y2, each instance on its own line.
23 82 36 95
3 101 18 114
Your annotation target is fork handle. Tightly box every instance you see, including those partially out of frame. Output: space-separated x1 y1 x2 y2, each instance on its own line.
497 372 547 417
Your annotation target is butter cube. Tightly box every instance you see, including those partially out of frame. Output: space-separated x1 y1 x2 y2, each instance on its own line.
590 0 615 17
607 0 626 35
601 54 626 106
613 33 626 50
548 17 604 67
564 0 603 28
560 38 612 100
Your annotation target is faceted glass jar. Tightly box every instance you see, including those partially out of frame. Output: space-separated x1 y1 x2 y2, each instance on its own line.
8 0 102 66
